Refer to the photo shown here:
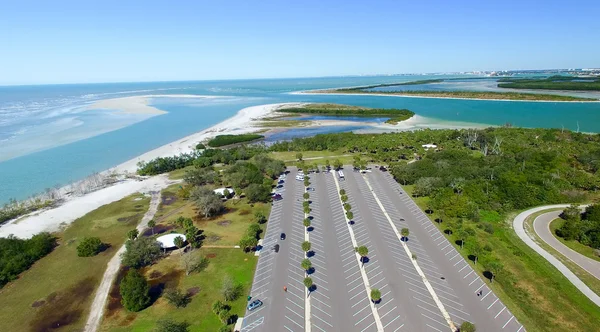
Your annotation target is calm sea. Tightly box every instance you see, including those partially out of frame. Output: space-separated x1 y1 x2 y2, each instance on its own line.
1 75 599 203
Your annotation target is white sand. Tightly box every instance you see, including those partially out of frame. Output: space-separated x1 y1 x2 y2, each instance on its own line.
86 94 223 115
0 102 302 239
0 175 174 239
111 102 304 174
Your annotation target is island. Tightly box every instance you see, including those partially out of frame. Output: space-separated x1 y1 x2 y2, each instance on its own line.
274 103 415 124
498 75 600 91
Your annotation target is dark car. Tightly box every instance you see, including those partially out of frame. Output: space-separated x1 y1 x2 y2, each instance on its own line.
247 299 263 311
272 193 282 201
379 166 387 172
272 244 280 253
280 232 286 240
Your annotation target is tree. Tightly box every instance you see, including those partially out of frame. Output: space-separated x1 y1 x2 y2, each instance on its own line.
339 189 346 196
127 229 139 241
356 246 369 267
333 159 342 170
301 258 312 274
467 241 483 265
212 300 228 315
218 309 231 324
344 203 352 212
460 321 476 332
239 236 258 252
346 211 354 220
303 277 313 296
222 275 242 301
456 227 469 249
304 206 311 214
304 177 310 187
164 288 190 308
400 228 409 241
77 237 104 257
325 159 330 168
222 188 231 199
301 241 311 254
486 260 503 283
154 318 190 332
174 236 185 252
191 186 224 218
183 167 217 186
303 201 310 209
148 220 156 235
185 225 203 249
254 211 267 224
303 218 311 231
181 252 209 275
341 194 348 203
121 237 162 268
120 269 151 312
245 183 272 203
303 192 310 200
370 288 381 303
296 152 303 161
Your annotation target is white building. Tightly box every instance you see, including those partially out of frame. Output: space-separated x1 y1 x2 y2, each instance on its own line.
157 233 187 249
422 144 437 150
213 187 234 197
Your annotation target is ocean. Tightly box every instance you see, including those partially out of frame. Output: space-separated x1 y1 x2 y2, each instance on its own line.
1 75 600 203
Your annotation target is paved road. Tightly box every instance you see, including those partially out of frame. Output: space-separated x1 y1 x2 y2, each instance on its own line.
346 169 524 331
534 211 600 279
514 205 600 307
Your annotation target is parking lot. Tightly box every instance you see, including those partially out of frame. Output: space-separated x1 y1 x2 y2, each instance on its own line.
241 166 524 332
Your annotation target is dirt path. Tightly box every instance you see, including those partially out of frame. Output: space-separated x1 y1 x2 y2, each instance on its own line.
84 190 162 332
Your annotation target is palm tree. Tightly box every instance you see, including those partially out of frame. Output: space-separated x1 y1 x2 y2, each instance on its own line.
148 220 156 235
303 277 313 297
303 218 311 231
301 258 312 274
400 228 409 241
174 236 185 254
301 241 311 255
370 288 381 303
356 246 368 267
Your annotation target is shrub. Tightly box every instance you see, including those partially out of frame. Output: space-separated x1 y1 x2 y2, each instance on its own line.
120 269 151 312
121 237 162 268
0 232 56 288
76 237 104 257
460 321 476 332
221 275 242 301
154 318 190 332
164 288 190 308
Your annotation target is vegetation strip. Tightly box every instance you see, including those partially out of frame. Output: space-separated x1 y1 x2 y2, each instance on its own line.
331 171 384 331
361 173 456 331
278 103 414 124
207 134 265 147
498 75 600 91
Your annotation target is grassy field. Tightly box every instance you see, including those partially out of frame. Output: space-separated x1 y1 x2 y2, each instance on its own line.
317 89 595 101
99 247 257 332
403 185 600 332
269 150 356 166
523 212 600 297
549 218 600 262
0 193 150 332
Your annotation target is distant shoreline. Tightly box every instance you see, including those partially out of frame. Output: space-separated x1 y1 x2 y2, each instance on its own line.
294 90 600 103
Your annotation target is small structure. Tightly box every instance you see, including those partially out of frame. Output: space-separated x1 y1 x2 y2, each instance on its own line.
422 144 437 151
156 233 187 249
213 187 234 198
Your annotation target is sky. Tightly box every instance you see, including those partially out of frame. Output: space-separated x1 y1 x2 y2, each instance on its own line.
1 0 599 85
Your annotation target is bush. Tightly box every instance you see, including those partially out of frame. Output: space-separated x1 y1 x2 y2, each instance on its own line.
121 237 162 268
222 275 243 301
208 134 264 147
120 269 151 312
254 211 267 224
460 321 476 332
76 237 104 257
218 326 231 332
154 318 190 332
195 143 206 150
0 232 56 288
164 288 190 308
181 253 209 275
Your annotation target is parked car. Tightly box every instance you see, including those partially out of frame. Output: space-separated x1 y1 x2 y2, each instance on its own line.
272 193 283 201
280 232 286 240
379 166 387 172
247 299 263 311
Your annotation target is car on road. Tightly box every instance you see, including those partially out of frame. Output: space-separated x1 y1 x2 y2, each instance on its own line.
247 299 263 311
280 232 286 240
272 244 280 253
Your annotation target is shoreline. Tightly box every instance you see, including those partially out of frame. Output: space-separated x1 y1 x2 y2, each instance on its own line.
293 91 600 103
85 94 224 115
0 101 486 239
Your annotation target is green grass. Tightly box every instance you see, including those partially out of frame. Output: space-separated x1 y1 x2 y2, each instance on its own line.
269 150 356 166
549 218 600 262
256 119 312 128
99 248 257 332
403 186 600 332
0 193 150 332
168 166 195 180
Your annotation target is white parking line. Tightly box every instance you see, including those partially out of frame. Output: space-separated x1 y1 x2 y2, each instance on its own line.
285 315 303 328
503 315 515 328
487 298 499 309
495 306 507 318
480 291 492 301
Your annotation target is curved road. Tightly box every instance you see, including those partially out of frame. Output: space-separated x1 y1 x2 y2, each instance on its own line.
513 205 600 307
534 211 600 279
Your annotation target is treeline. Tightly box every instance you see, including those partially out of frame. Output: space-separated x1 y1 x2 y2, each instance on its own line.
207 134 264 148
270 127 600 214
325 89 593 101
0 233 56 288
557 204 600 249
278 105 414 124
498 75 600 91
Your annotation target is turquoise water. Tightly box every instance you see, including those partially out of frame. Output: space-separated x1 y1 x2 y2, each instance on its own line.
1 76 600 203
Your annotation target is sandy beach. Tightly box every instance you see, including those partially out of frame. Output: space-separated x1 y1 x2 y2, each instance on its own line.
85 94 223 115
